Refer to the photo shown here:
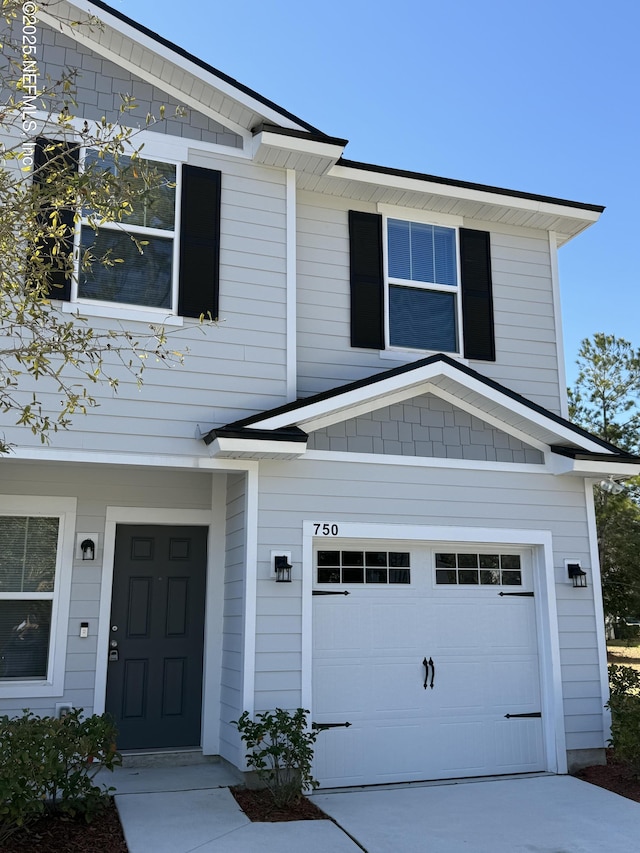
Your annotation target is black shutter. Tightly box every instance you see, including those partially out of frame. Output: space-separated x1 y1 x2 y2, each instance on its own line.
349 210 384 349
33 137 79 301
178 165 221 319
460 228 495 361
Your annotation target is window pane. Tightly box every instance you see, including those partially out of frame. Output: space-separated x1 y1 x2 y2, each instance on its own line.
389 568 410 584
341 551 364 566
389 286 457 352
84 152 176 231
436 569 457 584
317 551 340 566
457 553 478 569
433 226 457 286
366 568 388 584
502 570 522 586
435 553 456 569
388 219 411 280
0 601 52 680
459 569 479 584
79 227 173 309
0 517 58 593
389 552 410 567
342 567 364 583
409 222 435 283
479 554 500 569
480 570 501 585
318 567 340 583
501 555 521 570
365 552 387 567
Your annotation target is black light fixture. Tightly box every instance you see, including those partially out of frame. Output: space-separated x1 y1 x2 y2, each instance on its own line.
80 538 95 561
274 555 292 583
567 562 587 588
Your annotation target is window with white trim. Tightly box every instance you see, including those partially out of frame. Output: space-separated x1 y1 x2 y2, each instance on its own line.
78 152 178 311
34 135 221 321
386 218 459 353
0 517 60 681
0 498 75 697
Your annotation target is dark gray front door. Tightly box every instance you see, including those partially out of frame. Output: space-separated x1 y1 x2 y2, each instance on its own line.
105 524 207 750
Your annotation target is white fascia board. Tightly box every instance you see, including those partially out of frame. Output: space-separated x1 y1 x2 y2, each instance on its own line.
9 445 259 472
208 436 306 459
250 359 610 454
252 130 345 163
549 455 640 477
55 2 308 132
328 164 602 226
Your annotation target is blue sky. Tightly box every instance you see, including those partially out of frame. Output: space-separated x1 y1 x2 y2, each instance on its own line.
116 0 638 385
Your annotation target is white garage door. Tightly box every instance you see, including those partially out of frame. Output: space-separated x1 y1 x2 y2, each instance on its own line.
312 542 545 787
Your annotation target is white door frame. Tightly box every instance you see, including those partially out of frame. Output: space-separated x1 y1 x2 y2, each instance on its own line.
94 506 218 751
302 521 567 776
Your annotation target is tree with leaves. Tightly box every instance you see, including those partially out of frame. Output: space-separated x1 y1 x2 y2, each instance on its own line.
0 1 186 453
569 333 640 624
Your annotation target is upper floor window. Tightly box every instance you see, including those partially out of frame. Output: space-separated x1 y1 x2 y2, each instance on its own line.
79 153 178 311
387 219 459 353
348 210 495 361
34 137 221 321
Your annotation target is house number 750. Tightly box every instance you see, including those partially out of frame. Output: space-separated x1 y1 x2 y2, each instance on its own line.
314 523 339 536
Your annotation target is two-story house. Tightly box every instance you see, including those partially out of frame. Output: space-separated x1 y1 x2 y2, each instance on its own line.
1 0 638 788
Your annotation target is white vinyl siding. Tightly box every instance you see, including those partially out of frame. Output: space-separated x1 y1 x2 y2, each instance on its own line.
296 193 563 414
253 459 601 753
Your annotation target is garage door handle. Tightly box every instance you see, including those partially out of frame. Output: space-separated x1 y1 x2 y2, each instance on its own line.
423 657 435 689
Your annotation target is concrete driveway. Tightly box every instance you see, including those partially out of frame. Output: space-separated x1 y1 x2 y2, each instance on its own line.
313 775 640 853
107 764 640 853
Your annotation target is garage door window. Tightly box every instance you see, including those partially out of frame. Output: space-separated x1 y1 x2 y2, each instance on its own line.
435 553 522 586
317 550 410 584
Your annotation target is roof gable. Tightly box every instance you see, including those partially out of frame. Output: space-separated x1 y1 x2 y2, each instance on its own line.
207 355 640 468
46 1 326 137
306 393 545 464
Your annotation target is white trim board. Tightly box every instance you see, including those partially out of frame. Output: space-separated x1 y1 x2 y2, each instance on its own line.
301 520 566 776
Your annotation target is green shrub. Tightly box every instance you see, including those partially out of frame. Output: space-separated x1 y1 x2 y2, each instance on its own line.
233 708 319 807
0 708 121 843
607 664 640 776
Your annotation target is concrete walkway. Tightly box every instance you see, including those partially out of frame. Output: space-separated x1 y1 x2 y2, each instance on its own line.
101 764 640 853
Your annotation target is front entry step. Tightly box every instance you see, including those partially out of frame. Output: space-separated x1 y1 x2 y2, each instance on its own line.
120 748 220 769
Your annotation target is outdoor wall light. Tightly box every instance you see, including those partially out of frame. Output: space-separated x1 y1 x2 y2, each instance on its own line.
598 477 625 495
567 562 587 588
80 538 95 561
274 555 292 583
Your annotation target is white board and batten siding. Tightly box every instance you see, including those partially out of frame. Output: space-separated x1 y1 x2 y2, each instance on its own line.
296 192 563 414
252 459 603 770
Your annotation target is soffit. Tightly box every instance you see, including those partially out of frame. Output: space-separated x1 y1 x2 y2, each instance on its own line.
295 170 600 245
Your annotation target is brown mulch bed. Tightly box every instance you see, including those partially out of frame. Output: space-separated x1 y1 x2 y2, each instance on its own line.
230 786 328 822
575 750 640 804
1 799 128 853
